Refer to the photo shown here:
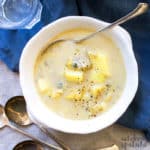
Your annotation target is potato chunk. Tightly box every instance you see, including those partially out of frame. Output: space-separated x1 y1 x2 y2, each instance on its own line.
37 78 52 95
96 54 110 77
90 84 106 98
51 89 63 99
37 78 63 99
88 51 110 83
89 70 107 83
64 67 84 83
66 88 85 101
90 102 107 114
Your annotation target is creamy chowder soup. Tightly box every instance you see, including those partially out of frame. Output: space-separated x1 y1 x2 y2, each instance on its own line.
34 28 126 120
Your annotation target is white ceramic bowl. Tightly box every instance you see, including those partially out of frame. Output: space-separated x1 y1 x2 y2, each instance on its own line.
20 16 138 134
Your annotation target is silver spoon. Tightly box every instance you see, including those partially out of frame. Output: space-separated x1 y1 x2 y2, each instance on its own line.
0 104 62 150
5 96 71 150
45 3 149 48
13 140 44 150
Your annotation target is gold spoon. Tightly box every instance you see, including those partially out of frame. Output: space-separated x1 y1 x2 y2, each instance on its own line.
13 140 43 150
5 96 71 150
0 104 62 150
45 3 149 48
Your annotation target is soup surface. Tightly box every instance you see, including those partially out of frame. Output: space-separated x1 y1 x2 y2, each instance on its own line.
34 28 126 120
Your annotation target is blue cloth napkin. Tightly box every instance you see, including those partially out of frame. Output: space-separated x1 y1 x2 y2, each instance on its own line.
0 0 150 140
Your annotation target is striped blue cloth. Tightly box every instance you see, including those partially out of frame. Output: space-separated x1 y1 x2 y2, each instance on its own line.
0 0 150 140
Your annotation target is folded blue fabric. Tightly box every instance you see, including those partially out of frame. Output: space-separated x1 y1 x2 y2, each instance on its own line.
0 0 150 139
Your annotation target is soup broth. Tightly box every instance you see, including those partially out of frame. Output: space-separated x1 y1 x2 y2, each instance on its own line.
34 28 126 120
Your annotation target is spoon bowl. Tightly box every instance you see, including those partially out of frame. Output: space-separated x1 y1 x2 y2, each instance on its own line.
5 96 32 126
13 140 44 150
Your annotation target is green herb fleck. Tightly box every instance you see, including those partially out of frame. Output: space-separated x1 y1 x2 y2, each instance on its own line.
57 82 63 89
72 62 78 68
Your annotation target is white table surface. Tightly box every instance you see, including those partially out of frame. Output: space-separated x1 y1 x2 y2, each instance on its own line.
0 61 150 150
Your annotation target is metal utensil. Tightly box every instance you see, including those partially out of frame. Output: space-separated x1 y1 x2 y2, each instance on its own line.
13 140 44 150
0 104 62 150
5 96 70 150
45 3 149 48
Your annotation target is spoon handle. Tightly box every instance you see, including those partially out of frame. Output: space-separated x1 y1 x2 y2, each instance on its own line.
8 124 63 150
40 126 71 150
79 3 149 42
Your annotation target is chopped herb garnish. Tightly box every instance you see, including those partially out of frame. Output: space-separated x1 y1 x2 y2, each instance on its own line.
72 62 78 68
56 82 63 89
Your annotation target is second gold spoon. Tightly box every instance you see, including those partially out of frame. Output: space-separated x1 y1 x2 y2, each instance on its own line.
0 104 62 150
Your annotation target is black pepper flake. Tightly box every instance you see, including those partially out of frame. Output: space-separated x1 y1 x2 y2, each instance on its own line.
85 107 89 111
106 84 111 88
74 99 77 102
